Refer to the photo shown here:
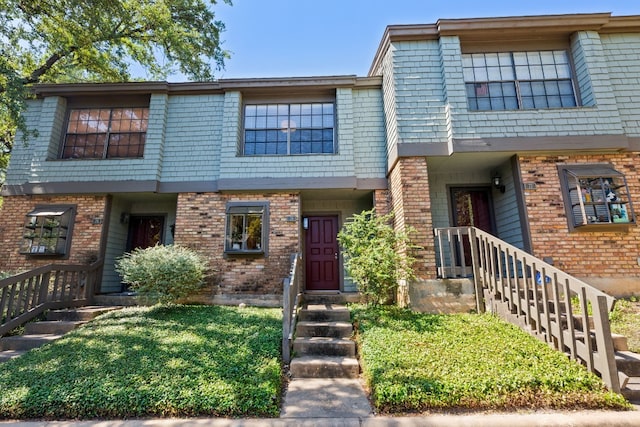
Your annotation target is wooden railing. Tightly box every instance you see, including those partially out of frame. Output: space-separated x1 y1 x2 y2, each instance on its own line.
282 253 303 364
0 260 103 336
434 227 620 393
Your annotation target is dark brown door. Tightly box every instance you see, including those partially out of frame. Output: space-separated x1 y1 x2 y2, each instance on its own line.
451 188 494 268
305 216 340 291
127 216 164 251
451 188 493 232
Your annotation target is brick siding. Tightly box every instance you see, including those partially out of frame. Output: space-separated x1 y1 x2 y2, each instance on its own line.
0 195 107 273
174 192 300 298
388 157 436 279
519 153 640 278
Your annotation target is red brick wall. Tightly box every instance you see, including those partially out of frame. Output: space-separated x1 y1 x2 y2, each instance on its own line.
174 192 300 296
0 195 108 273
519 153 640 279
388 157 436 278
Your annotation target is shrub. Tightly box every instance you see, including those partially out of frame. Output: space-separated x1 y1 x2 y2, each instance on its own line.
115 245 208 303
338 209 417 305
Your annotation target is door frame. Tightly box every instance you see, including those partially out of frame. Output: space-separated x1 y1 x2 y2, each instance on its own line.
302 212 342 292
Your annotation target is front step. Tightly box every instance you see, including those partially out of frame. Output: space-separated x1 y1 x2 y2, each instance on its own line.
289 296 360 379
293 337 356 357
25 320 84 335
0 334 63 351
299 304 351 322
46 306 118 321
0 350 27 363
290 356 360 378
0 305 120 363
296 321 353 338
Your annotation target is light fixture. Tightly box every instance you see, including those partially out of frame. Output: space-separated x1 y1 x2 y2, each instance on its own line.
492 174 506 193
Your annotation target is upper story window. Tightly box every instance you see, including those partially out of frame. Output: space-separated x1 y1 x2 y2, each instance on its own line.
61 107 149 159
462 50 577 111
243 103 335 155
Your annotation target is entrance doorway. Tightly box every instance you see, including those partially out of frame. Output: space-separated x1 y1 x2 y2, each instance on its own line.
126 215 165 251
450 188 494 272
451 187 494 232
305 215 340 291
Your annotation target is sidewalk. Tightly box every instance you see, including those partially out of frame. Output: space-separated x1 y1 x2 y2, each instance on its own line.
1 379 640 426
3 411 640 427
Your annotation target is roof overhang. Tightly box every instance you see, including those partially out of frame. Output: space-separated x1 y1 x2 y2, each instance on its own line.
32 76 382 98
369 12 640 76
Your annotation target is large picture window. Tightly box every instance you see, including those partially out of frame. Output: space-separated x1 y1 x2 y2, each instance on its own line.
62 107 149 159
225 202 269 254
243 103 335 155
559 164 635 231
463 50 577 111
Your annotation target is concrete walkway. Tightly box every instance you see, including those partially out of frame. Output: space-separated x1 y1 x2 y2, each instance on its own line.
2 378 640 426
3 411 640 426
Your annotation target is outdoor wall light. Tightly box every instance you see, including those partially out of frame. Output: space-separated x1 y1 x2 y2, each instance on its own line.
492 174 506 193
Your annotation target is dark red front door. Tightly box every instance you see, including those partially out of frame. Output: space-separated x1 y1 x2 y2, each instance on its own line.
305 216 340 291
127 216 164 251
451 188 494 268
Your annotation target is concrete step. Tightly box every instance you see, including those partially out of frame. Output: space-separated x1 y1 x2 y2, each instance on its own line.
616 351 640 377
290 356 360 379
296 321 353 338
303 293 362 305
0 334 63 351
612 333 629 352
0 350 27 363
299 304 351 322
622 376 640 403
25 320 85 335
293 337 356 357
46 306 118 321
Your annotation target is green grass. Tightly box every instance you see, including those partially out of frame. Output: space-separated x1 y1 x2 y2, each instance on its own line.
351 305 630 414
0 305 282 420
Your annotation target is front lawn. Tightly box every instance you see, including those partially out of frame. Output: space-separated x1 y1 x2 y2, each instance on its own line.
0 305 282 419
352 305 630 414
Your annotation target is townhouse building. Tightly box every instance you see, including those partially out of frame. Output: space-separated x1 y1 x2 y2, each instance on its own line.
2 12 640 305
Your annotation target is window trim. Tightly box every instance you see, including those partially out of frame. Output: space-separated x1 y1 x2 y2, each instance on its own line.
558 164 635 232
241 102 337 156
20 204 76 257
462 49 578 111
224 201 269 255
60 106 149 160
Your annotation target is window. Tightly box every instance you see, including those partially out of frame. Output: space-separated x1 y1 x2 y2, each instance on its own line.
559 165 635 230
463 50 577 111
20 206 75 256
225 202 269 254
243 103 335 155
62 107 149 159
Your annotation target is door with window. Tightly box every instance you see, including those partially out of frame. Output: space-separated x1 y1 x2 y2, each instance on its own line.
450 188 494 272
305 216 340 291
127 216 164 251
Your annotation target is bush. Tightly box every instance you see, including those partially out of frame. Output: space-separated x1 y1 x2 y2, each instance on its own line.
338 209 417 305
115 245 208 303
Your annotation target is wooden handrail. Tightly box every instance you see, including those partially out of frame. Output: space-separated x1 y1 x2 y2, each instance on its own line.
434 227 620 393
1 260 103 336
282 253 303 364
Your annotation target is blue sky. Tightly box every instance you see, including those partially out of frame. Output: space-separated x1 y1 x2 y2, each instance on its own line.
206 0 639 80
